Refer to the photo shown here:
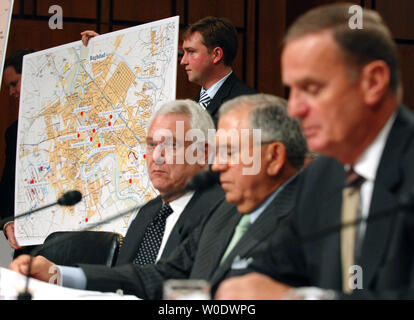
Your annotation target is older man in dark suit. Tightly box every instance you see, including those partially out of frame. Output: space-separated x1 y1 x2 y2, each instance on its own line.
10 94 307 299
115 99 223 266
215 3 414 300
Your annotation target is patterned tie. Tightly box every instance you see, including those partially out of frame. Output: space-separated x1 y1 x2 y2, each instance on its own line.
134 202 173 265
341 168 365 293
220 214 251 264
198 91 211 109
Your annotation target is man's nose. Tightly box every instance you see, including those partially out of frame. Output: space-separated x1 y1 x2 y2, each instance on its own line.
180 52 187 65
287 89 308 119
152 144 166 165
211 152 228 172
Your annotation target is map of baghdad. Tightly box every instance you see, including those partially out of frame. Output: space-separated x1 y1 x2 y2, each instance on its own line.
15 16 179 245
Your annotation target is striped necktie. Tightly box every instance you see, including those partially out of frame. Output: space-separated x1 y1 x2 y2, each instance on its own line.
198 90 211 109
341 168 365 293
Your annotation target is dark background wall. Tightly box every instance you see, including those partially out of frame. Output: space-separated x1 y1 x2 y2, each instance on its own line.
1 0 413 175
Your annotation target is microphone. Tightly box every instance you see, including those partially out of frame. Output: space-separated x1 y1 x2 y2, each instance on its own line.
17 171 219 299
0 190 83 229
300 188 414 244
14 190 82 300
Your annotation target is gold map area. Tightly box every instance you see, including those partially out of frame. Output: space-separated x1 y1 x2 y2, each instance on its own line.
34 50 156 222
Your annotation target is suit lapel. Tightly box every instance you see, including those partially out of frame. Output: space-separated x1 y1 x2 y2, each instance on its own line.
318 185 343 289
161 188 224 258
358 106 413 287
210 176 298 285
205 73 237 117
198 202 240 280
116 197 162 264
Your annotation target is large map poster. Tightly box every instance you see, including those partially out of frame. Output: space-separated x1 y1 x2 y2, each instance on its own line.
15 16 179 245
0 0 14 87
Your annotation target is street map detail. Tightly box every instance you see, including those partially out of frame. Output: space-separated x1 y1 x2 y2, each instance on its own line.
15 16 179 245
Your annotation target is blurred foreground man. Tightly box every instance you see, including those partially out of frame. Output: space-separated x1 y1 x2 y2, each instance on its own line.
10 94 307 299
216 3 414 300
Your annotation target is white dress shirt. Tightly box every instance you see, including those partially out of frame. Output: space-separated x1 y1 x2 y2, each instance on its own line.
346 112 396 255
157 191 194 261
57 191 195 289
200 70 233 101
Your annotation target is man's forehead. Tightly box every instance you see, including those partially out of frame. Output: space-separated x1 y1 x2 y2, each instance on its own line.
282 32 343 82
3 66 20 83
148 113 191 137
183 31 204 46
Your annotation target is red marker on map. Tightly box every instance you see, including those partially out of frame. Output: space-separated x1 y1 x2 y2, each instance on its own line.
90 137 93 142
77 133 80 138
80 112 83 116
143 154 146 159
108 121 111 126
92 129 96 133
129 179 132 184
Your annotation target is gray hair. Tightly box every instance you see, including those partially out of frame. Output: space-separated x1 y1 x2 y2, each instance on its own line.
219 94 308 168
151 99 215 145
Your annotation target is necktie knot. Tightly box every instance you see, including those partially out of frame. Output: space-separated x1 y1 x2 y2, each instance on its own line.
199 91 211 109
345 168 365 188
236 214 251 233
220 214 251 264
158 203 173 219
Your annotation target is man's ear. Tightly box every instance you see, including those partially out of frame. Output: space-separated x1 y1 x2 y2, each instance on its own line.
212 47 224 65
266 142 286 176
360 60 390 107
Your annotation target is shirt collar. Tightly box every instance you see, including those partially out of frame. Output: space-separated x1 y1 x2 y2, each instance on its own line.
201 70 233 100
348 112 397 182
248 171 300 223
167 191 194 214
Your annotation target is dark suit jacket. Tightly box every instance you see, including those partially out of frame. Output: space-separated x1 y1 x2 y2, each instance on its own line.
80 174 300 299
195 72 257 126
251 105 414 299
115 184 225 265
0 120 17 220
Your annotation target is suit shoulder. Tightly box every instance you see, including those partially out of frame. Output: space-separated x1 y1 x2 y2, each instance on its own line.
140 195 162 213
228 75 257 96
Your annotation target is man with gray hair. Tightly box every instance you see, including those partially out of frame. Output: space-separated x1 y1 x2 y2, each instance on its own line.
216 3 414 300
12 99 224 270
10 94 308 299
